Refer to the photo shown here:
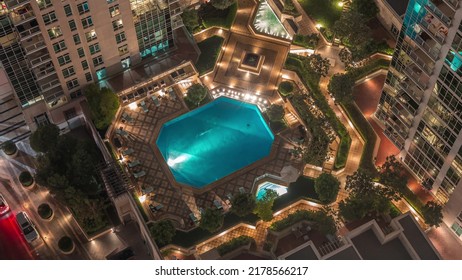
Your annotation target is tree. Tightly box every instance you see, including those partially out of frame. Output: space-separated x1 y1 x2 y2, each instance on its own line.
313 209 337 235
351 0 379 19
185 84 208 107
278 81 294 96
231 193 256 217
254 189 278 221
200 208 224 232
333 10 371 49
339 194 390 221
266 104 285 122
338 47 352 68
346 169 399 201
307 54 330 77
29 123 60 153
314 173 340 203
181 8 199 33
84 84 120 130
378 156 408 195
150 220 176 247
210 0 236 10
327 73 355 103
422 201 443 227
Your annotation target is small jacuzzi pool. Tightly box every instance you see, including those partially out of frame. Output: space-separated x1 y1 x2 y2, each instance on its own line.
256 181 288 201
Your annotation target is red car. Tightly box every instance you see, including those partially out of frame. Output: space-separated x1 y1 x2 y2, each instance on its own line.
0 193 10 216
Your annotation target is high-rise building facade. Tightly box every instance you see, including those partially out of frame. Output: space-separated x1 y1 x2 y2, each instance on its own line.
0 0 182 132
375 0 462 238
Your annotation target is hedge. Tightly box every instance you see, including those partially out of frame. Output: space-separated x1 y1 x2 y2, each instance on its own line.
217 235 254 256
270 209 336 234
285 54 351 169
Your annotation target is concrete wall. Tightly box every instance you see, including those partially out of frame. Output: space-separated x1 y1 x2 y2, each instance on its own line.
375 0 403 37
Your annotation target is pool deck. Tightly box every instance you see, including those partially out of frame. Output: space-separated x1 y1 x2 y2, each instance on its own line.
110 91 302 230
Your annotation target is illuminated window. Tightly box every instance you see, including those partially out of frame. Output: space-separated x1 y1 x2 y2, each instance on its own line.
85 29 97 42
118 44 128 56
109 5 120 18
47 26 62 40
112 19 123 31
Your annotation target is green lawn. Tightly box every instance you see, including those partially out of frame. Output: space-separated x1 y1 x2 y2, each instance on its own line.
297 0 342 29
201 2 237 29
195 36 224 75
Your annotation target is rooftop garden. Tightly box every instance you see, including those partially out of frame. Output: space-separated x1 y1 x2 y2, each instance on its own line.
182 1 237 34
296 0 342 30
195 36 224 75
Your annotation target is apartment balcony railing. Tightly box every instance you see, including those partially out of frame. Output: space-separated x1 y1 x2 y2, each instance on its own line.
28 53 51 67
443 0 459 9
419 20 445 45
9 10 35 25
425 3 452 27
4 0 30 9
398 80 423 103
403 66 428 89
396 94 418 116
22 40 46 54
18 25 40 40
403 48 433 75
39 78 60 91
34 66 56 81
413 35 440 60
391 106 413 128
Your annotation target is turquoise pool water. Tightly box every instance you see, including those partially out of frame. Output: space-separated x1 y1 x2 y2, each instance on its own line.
253 0 291 40
256 181 288 201
156 97 274 188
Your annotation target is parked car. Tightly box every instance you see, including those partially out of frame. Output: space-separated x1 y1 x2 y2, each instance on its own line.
15 211 39 243
0 193 10 216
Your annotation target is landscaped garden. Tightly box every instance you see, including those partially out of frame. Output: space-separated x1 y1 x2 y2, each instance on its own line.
195 36 224 75
297 0 342 29
182 2 237 34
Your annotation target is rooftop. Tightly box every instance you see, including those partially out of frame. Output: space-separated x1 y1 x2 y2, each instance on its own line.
351 229 412 260
386 0 410 16
397 215 440 260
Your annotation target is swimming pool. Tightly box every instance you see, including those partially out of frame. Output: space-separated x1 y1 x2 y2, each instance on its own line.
253 0 291 40
256 181 288 201
156 97 274 188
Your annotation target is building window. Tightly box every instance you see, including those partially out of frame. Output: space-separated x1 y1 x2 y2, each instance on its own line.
109 5 120 18
107 0 116 3
92 55 103 67
81 60 89 70
63 4 72 16
62 66 75 78
57 53 71 66
73 34 81 45
112 19 123 31
391 24 399 37
96 68 107 80
85 29 97 42
81 16 93 29
47 26 62 40
77 47 85 58
66 78 79 90
452 222 462 236
64 108 77 120
34 113 50 126
121 57 130 69
85 72 93 82
70 90 82 100
42 11 57 25
89 43 100 55
52 40 66 53
68 19 77 31
77 1 90 15
115 32 126 44
118 44 128 56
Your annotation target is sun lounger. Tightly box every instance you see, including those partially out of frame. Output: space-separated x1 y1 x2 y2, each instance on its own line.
139 101 149 113
151 95 160 107
168 88 176 100
122 112 134 123
133 170 146 178
115 129 128 136
128 160 141 168
122 148 134 156
239 187 246 194
226 193 233 201
141 186 153 194
199 208 205 216
149 204 156 213
154 204 163 211
213 200 223 210
189 213 199 224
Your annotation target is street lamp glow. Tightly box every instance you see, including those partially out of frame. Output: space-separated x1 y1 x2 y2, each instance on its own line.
138 195 146 203
128 102 137 110
338 2 344 7
315 23 322 29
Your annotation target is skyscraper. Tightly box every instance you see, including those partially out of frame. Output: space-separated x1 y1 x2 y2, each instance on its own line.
375 0 462 238
0 0 182 132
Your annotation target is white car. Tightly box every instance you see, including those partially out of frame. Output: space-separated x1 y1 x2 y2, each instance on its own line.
16 211 39 243
0 193 10 216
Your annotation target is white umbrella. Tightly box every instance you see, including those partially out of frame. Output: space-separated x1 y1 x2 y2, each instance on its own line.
280 165 300 183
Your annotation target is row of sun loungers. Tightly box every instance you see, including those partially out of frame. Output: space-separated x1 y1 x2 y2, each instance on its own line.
133 170 146 179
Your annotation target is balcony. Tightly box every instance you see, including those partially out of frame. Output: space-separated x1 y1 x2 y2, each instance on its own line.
398 79 423 102
419 20 446 45
396 91 419 116
403 64 429 89
391 106 413 128
21 34 46 54
39 78 60 91
413 35 440 60
9 4 35 25
18 25 40 40
425 1 453 27
443 0 459 9
27 49 51 67
403 48 434 75
4 0 30 9
32 61 56 80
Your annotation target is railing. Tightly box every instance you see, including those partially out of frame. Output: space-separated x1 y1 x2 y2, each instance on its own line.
443 0 459 9
34 67 56 80
403 66 428 89
413 36 440 60
396 94 417 116
29 53 51 66
398 80 423 102
39 78 60 91
18 25 40 39
23 40 45 53
4 0 30 9
9 10 35 25
419 20 445 45
403 48 433 75
425 3 452 26
391 106 413 128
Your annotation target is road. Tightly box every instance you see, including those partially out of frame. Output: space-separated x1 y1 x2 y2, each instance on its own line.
0 211 36 260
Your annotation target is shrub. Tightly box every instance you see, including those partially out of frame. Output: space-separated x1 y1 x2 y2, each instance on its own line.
278 81 295 96
149 220 176 247
19 171 34 187
270 209 336 234
217 236 254 256
58 236 74 252
38 204 53 220
1 141 17 155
